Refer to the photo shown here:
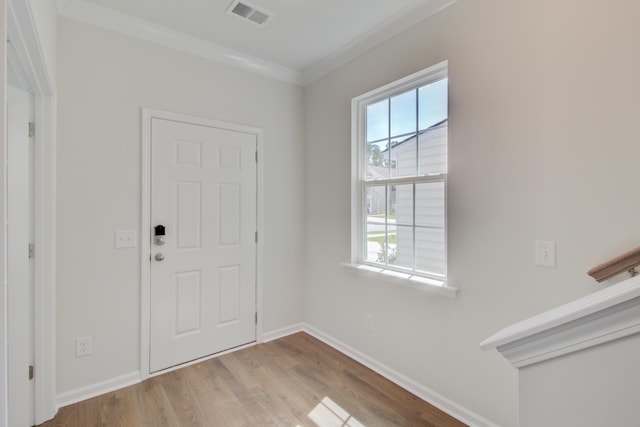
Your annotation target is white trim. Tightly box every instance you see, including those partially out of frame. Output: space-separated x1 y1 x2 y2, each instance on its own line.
302 324 498 427
6 1 57 423
481 274 640 368
56 371 141 408
51 322 494 425
352 61 448 106
255 133 265 343
350 94 362 266
57 339 259 409
140 108 264 380
140 109 151 379
58 0 302 85
260 323 304 343
32 95 57 424
0 3 7 425
302 0 457 85
341 263 457 298
350 61 449 286
7 0 53 95
56 0 459 87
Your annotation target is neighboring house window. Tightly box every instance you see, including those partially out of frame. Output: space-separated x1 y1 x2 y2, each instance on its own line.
351 61 448 284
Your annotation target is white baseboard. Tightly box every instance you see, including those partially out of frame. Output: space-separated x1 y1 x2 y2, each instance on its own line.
56 371 141 408
55 322 305 409
260 323 304 343
54 325 496 426
302 323 499 427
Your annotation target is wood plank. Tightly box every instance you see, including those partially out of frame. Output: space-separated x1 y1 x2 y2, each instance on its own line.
38 332 466 427
588 246 640 282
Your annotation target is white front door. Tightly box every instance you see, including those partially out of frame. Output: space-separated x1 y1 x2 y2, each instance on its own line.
149 118 257 373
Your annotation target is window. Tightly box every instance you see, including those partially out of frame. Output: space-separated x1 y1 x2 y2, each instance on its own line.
351 61 449 288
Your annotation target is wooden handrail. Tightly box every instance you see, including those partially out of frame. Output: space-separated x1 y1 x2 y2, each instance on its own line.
588 246 640 282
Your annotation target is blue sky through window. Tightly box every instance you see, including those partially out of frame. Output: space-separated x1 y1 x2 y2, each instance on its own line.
366 78 448 143
391 90 416 137
419 78 448 130
366 100 388 142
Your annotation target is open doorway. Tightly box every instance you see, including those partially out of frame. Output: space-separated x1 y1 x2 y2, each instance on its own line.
6 82 35 427
6 1 57 424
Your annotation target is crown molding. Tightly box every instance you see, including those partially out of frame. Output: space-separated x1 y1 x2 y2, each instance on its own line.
58 0 457 86
481 274 640 368
8 0 55 95
58 0 303 85
301 0 458 85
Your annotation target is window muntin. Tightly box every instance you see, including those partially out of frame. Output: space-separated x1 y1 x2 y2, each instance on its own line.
354 62 448 282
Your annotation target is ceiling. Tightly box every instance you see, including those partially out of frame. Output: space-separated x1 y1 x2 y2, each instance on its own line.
57 0 455 84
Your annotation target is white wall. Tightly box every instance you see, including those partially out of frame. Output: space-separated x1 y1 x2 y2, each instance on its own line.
56 18 305 395
520 334 640 427
303 0 640 425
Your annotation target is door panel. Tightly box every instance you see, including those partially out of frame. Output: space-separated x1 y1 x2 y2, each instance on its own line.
150 118 257 373
7 86 32 426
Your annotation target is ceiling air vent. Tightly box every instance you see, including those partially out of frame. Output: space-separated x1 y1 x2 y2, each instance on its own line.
227 1 273 26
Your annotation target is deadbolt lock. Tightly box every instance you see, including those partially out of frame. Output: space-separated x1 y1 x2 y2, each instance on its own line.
154 225 166 246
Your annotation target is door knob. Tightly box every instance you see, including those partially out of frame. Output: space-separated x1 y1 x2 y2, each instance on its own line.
155 253 165 262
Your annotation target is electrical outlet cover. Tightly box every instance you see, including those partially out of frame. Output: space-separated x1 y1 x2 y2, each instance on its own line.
76 336 92 357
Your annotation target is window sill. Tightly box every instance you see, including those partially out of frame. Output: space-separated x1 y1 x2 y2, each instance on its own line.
341 263 458 298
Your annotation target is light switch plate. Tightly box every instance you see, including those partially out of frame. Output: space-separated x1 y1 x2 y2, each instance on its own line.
535 240 556 267
115 230 136 249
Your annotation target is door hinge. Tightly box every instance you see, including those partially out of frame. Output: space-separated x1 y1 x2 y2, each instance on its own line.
255 312 258 324
28 122 35 138
28 243 35 259
255 150 258 163
255 231 258 243
28 365 34 380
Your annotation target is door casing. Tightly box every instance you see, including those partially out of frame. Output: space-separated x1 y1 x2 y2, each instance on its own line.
6 1 57 423
140 108 264 378
7 85 32 427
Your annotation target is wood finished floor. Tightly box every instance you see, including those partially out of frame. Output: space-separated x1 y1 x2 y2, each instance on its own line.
38 332 466 427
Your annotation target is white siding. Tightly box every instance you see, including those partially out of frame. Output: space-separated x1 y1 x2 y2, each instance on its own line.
393 122 447 275
392 121 448 177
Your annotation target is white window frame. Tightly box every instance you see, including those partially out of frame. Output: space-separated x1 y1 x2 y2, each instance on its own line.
348 61 457 298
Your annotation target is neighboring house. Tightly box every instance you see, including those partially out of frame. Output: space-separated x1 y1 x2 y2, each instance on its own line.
380 120 447 275
365 165 389 215
5 2 640 427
